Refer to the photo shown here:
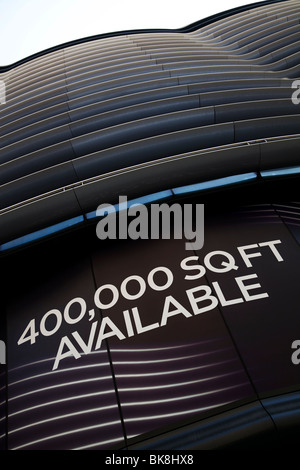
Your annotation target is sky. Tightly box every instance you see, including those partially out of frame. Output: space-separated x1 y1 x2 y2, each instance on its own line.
0 0 266 66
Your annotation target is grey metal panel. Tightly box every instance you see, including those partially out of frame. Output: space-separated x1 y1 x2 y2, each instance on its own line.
170 65 256 76
0 190 81 243
67 70 172 99
0 162 78 209
0 142 260 243
270 44 300 64
5 58 64 81
219 16 296 43
260 136 300 169
0 111 71 147
0 88 68 124
70 107 215 157
64 53 149 74
161 60 255 69
179 72 283 86
0 141 76 185
128 401 277 450
6 67 65 95
222 19 299 47
189 78 292 95
0 102 70 136
215 99 300 123
198 1 297 36
69 95 200 136
66 64 166 92
65 59 158 82
257 31 300 57
74 143 260 212
261 391 300 446
72 123 235 180
155 54 233 62
235 115 300 142
67 77 181 109
0 124 73 164
199 87 293 106
5 78 66 109
68 84 189 118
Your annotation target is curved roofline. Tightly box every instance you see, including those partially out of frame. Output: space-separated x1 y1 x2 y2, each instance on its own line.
0 0 289 72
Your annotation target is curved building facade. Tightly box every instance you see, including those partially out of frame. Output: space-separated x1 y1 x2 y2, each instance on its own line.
1 0 300 450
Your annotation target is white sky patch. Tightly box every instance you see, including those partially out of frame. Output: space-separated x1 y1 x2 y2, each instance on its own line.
0 0 266 65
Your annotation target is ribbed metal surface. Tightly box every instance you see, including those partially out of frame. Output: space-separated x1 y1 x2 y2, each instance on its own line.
0 0 300 241
6 341 252 450
110 342 252 441
0 0 299 245
0 370 6 449
7 351 125 450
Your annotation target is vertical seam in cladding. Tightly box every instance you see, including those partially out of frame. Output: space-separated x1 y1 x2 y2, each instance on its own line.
198 93 201 108
258 142 262 171
190 245 260 403
4 311 8 450
88 255 128 448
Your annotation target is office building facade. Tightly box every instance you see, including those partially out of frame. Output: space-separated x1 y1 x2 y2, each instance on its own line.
0 0 300 450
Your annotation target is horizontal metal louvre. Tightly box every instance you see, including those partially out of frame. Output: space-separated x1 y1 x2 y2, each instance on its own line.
0 0 298 239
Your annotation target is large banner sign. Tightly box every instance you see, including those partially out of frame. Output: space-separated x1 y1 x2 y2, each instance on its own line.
16 239 282 372
3 204 300 449
0 312 6 451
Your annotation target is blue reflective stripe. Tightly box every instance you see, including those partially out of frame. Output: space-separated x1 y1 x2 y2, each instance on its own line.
260 166 300 178
172 172 258 195
0 216 84 251
2 165 299 253
86 189 173 219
